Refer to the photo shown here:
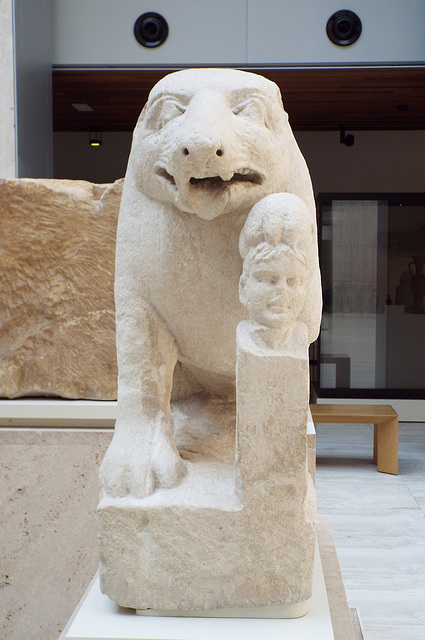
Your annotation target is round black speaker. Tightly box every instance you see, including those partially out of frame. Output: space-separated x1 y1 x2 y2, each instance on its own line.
326 10 362 46
134 12 169 48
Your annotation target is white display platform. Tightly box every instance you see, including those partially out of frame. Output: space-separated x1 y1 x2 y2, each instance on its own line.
0 400 317 433
60 541 334 640
0 399 117 428
2 397 423 425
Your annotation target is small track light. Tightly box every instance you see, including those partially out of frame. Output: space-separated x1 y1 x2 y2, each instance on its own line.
89 131 103 147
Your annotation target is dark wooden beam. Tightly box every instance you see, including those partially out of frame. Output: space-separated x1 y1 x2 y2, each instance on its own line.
52 67 425 132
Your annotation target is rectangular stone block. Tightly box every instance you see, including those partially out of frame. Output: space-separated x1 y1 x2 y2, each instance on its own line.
98 324 316 612
0 178 122 399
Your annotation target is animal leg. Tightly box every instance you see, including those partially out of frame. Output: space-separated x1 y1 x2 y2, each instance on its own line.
100 302 185 499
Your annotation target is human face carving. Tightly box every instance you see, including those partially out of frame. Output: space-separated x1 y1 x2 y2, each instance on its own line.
241 251 306 330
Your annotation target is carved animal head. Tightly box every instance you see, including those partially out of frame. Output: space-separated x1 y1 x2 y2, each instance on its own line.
128 68 313 220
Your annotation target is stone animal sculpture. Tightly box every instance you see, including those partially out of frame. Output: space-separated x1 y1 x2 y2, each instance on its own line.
100 68 322 500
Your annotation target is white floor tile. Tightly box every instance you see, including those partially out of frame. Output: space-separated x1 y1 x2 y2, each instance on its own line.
361 624 425 640
316 422 425 639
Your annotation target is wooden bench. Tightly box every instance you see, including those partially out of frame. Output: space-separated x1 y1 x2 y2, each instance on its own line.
310 404 399 475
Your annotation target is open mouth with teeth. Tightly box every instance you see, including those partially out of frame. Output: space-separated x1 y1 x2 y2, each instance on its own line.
156 167 263 191
189 171 262 191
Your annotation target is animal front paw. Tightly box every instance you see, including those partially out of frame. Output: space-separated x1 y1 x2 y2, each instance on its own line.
99 431 185 499
151 429 186 490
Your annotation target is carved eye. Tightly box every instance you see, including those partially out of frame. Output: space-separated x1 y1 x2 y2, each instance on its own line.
232 98 269 128
255 272 278 285
287 277 302 287
158 100 186 129
145 98 186 131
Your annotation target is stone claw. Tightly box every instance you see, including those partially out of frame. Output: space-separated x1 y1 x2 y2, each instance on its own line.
99 431 185 500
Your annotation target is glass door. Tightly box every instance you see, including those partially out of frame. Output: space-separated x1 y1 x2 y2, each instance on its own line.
317 193 425 399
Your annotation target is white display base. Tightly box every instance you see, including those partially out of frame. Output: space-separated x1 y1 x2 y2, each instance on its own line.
2 397 424 426
0 400 318 432
0 399 117 428
135 599 309 619
60 540 334 640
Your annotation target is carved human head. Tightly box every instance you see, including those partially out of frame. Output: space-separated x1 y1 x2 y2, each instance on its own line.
239 193 312 336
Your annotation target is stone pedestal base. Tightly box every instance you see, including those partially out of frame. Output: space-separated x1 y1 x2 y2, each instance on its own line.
98 323 316 611
60 538 334 640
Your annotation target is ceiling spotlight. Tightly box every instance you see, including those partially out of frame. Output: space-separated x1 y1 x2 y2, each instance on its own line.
134 12 169 48
327 10 362 46
89 131 102 147
340 128 355 147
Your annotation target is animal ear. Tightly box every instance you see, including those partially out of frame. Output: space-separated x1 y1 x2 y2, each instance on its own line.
133 101 148 131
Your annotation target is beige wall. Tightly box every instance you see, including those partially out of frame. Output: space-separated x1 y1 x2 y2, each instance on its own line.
54 131 132 184
296 130 425 195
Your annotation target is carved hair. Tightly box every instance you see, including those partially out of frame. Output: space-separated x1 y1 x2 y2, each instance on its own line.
239 193 312 265
243 240 307 273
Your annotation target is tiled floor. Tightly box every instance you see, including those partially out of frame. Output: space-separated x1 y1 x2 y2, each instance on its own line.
315 422 425 640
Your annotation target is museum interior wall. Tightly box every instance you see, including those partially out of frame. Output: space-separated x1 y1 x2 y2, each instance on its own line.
0 0 15 178
14 0 53 178
3 0 425 409
53 129 425 194
51 0 425 66
51 128 425 416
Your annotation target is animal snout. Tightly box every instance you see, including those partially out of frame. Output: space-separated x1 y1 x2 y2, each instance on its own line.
180 136 225 169
183 145 223 157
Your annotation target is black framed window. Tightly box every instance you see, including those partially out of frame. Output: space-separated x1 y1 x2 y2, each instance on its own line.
316 193 425 399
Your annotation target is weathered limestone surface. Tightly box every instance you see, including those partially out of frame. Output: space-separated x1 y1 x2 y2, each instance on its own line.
0 429 112 640
0 178 122 399
98 68 322 612
99 328 316 611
